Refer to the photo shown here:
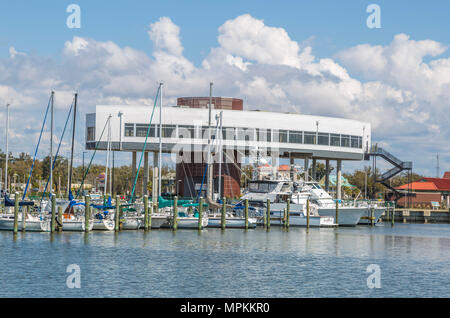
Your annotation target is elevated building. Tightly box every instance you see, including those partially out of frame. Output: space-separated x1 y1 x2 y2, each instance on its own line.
86 97 371 198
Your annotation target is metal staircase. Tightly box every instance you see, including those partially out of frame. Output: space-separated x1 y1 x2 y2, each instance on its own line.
364 144 413 206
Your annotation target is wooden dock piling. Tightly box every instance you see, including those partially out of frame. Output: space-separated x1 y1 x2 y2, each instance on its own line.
335 200 339 226
198 197 203 231
306 199 310 229
144 195 149 231
58 206 62 232
286 199 290 228
22 206 27 232
391 208 395 226
173 196 178 231
221 197 226 230
51 193 56 233
84 195 90 232
244 199 249 230
370 207 374 227
13 192 19 234
115 195 120 232
266 199 271 230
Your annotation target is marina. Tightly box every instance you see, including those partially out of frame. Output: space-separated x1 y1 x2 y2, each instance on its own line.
1 2 449 303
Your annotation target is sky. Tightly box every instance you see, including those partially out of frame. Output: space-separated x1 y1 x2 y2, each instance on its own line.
0 0 449 176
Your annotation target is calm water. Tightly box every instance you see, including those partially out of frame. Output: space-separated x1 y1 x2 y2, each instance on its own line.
0 224 449 297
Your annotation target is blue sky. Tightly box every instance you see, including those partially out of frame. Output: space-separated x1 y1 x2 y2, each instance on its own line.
0 1 449 176
2 1 449 61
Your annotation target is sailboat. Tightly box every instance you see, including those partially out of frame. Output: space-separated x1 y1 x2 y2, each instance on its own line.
0 99 51 232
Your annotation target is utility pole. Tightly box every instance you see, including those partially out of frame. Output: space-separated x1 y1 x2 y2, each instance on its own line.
436 153 440 178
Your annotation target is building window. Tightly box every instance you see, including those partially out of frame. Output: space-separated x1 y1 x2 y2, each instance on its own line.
162 125 176 138
278 130 288 143
341 135 350 147
237 128 254 141
351 136 359 148
358 136 362 148
178 125 194 139
87 127 95 141
304 131 316 144
124 123 134 137
318 133 330 146
256 128 271 142
330 134 340 147
222 127 236 140
135 124 150 137
288 131 302 144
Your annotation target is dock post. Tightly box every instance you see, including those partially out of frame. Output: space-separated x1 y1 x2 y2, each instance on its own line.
84 195 90 232
144 195 149 231
283 208 286 228
13 192 19 233
306 199 310 229
198 197 203 231
335 200 339 226
370 207 374 227
286 199 290 228
266 199 271 230
50 193 56 233
173 196 178 231
244 199 249 230
115 195 120 232
22 206 27 232
263 203 267 229
57 206 62 232
391 208 395 226
221 197 226 230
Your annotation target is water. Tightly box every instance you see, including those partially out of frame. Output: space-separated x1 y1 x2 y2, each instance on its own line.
1 224 449 297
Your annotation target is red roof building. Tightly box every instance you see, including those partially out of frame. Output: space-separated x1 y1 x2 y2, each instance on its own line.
395 172 450 208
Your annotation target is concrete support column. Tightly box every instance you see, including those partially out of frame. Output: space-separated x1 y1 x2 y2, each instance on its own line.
143 152 149 196
325 159 330 192
304 158 309 181
337 160 342 200
312 158 317 181
290 156 295 181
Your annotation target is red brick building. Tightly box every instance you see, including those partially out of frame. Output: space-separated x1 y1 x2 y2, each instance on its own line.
175 97 243 198
395 173 450 208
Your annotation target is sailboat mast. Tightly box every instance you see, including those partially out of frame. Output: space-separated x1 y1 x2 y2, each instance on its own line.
68 93 77 196
206 82 213 200
158 82 163 197
50 91 54 195
4 104 10 192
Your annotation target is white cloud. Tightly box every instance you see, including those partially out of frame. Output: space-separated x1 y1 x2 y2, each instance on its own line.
0 14 449 174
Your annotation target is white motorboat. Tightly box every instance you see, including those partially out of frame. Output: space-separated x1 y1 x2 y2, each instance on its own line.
239 179 337 227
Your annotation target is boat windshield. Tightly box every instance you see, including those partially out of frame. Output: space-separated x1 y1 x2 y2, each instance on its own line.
248 182 277 193
310 183 322 190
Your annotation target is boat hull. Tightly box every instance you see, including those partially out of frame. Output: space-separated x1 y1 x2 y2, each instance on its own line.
207 217 257 228
358 207 386 225
0 217 51 232
93 219 115 231
62 220 94 231
318 207 366 226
